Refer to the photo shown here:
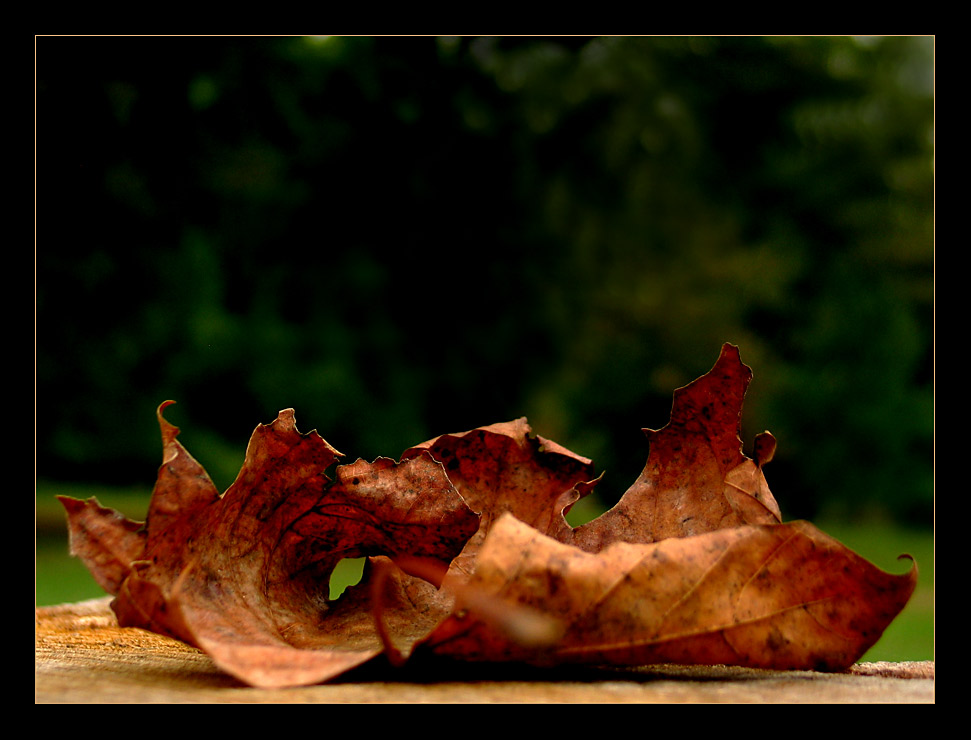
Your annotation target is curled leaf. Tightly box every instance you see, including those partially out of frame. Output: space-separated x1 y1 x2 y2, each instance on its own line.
421 513 917 672
57 496 145 596
60 403 478 687
58 344 919 687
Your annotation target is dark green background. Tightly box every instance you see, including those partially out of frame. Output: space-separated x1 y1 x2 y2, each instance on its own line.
36 35 933 526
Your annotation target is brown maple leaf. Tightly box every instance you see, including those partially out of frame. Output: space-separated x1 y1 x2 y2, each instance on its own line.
561 343 782 552
59 402 479 687
401 417 600 581
58 344 918 686
403 344 915 672
418 513 916 671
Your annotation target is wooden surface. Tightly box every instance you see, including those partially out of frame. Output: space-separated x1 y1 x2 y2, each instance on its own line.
35 597 934 703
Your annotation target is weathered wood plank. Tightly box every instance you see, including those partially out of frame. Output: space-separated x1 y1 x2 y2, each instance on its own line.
35 598 934 703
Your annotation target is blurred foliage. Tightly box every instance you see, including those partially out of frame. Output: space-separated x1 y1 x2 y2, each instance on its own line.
36 36 933 524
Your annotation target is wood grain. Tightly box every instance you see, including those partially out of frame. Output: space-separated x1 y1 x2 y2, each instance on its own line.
35 597 933 703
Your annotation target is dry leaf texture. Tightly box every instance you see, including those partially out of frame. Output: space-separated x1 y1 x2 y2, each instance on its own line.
421 514 915 671
60 402 478 687
58 344 917 687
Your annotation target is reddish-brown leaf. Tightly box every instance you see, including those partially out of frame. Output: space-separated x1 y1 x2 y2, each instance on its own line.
58 496 145 596
419 513 917 672
560 344 782 553
401 417 599 580
60 402 479 688
401 344 915 672
58 344 920 686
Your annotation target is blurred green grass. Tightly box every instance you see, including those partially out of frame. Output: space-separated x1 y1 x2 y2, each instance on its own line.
36 481 933 663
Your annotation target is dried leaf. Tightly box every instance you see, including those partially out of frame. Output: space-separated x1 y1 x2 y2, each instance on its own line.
562 344 782 554
58 344 919 686
402 417 599 580
60 402 478 687
58 496 145 595
420 513 917 672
